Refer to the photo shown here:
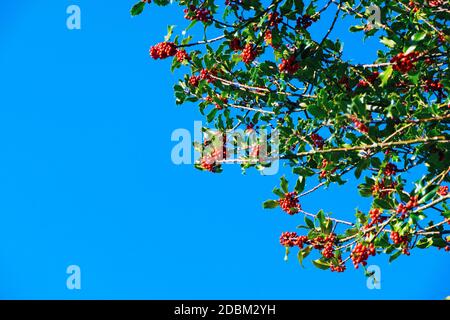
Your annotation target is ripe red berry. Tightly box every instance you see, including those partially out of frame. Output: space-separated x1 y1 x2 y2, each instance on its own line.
322 242 335 259
264 30 274 46
428 0 444 7
356 71 379 88
229 38 243 51
423 79 444 93
268 12 282 27
351 116 369 134
390 51 420 73
184 6 212 22
330 257 346 272
189 75 200 87
175 49 190 62
149 42 177 59
310 133 325 149
296 14 318 29
278 55 301 74
200 69 217 83
279 192 301 215
437 186 448 196
351 243 374 269
384 163 397 176
241 44 259 64
280 232 298 247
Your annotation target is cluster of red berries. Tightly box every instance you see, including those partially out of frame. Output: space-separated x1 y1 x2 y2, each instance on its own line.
279 232 308 248
175 49 190 62
371 179 398 198
384 163 397 176
351 243 376 268
310 133 325 149
390 51 420 73
241 44 259 64
280 232 298 247
351 116 369 134
200 68 217 83
396 195 419 219
330 257 346 272
229 38 243 51
408 1 419 12
366 208 387 228
297 14 318 29
278 55 301 74
150 42 177 59
338 76 351 91
249 144 261 159
322 242 335 259
423 79 444 93
437 186 448 196
268 12 282 27
390 232 410 255
356 71 379 88
428 0 444 7
199 142 225 172
189 75 200 87
311 233 336 250
214 96 228 110
184 5 212 22
319 159 337 179
279 192 301 215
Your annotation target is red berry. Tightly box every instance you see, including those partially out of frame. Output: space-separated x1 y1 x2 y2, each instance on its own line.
278 55 301 74
437 186 448 196
149 42 177 59
184 6 212 22
280 232 298 247
189 75 200 87
390 51 420 73
175 49 190 62
296 14 318 29
279 192 301 215
241 44 259 64
229 38 243 51
384 163 397 176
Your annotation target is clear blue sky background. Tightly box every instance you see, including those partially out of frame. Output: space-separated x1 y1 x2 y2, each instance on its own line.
0 0 448 299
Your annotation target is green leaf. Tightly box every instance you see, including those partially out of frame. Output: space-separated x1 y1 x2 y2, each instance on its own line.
312 259 330 270
380 37 396 48
206 108 218 123
380 66 393 87
416 237 432 249
389 250 402 263
130 2 146 16
297 250 304 267
272 187 285 198
164 25 176 42
304 216 315 229
154 0 171 5
298 246 313 267
263 200 279 209
280 176 289 193
294 176 306 194
411 32 427 42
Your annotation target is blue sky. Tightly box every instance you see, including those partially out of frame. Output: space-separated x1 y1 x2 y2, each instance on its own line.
0 0 448 299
